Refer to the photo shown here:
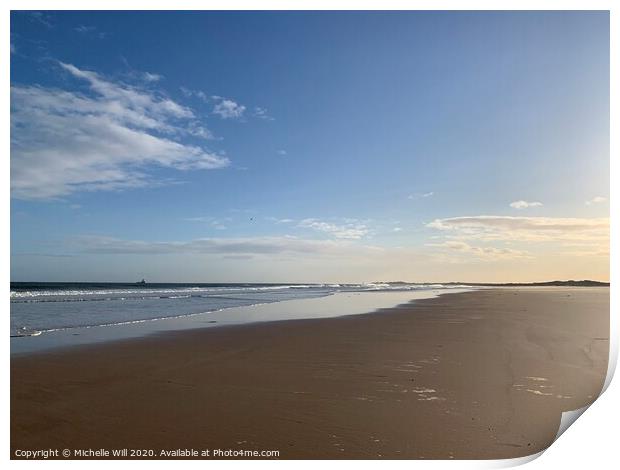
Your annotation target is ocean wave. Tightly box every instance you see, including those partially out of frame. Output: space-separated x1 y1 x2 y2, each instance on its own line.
10 283 479 338
9 284 326 299
9 294 332 337
10 282 476 302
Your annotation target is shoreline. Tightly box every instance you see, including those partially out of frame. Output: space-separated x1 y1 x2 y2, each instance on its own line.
11 288 609 459
10 288 470 356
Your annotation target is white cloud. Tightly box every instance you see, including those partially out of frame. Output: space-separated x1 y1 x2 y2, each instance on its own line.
184 91 266 121
586 196 607 206
426 216 609 243
254 106 274 120
11 62 227 200
213 98 246 119
510 200 543 209
426 240 531 261
58 62 191 118
184 216 214 223
73 235 379 257
183 216 227 230
266 217 294 224
408 191 434 200
180 87 209 102
27 11 53 28
426 215 609 267
75 25 96 34
74 25 108 39
277 149 287 156
142 72 163 82
20 230 608 282
298 218 369 240
186 122 216 140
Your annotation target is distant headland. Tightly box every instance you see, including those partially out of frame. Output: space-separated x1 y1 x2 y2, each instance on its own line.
446 280 609 287
376 280 610 287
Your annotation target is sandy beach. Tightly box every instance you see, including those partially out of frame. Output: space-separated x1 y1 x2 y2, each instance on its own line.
10 288 609 460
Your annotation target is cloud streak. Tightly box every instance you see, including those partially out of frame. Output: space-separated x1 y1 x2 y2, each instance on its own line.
426 216 609 243
426 240 531 261
298 218 369 240
408 191 434 200
11 62 228 200
73 235 380 257
74 25 108 39
509 200 543 209
253 106 274 120
585 196 607 206
26 11 54 28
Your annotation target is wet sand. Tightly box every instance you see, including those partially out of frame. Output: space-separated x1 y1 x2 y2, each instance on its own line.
11 288 609 459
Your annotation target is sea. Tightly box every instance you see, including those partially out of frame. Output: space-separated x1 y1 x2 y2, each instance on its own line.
10 282 475 337
10 282 476 354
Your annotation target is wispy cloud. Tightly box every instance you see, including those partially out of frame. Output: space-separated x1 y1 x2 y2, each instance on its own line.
180 87 209 102
426 240 531 261
427 216 609 243
509 200 543 209
183 216 227 230
182 90 269 122
142 71 162 82
266 217 294 224
11 62 228 200
425 215 608 267
72 235 378 257
558 244 610 258
74 25 108 39
186 122 216 140
254 106 274 120
585 196 607 206
212 97 246 120
298 218 369 240
276 149 287 156
408 191 434 200
118 57 164 84
25 11 54 28
75 25 96 34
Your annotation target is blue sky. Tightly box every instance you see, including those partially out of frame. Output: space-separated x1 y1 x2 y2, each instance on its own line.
10 11 609 282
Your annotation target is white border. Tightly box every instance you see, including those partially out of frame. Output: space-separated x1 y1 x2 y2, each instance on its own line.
3 1 617 468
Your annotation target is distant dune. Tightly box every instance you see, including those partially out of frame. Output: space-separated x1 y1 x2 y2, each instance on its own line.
375 280 610 287
459 280 610 287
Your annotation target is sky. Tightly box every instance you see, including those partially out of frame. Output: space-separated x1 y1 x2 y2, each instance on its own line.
10 11 610 283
